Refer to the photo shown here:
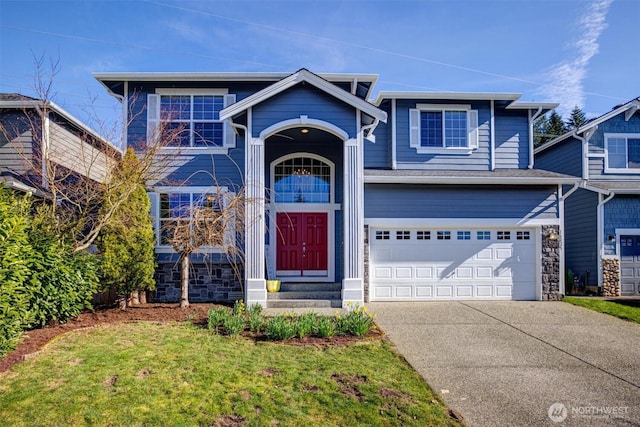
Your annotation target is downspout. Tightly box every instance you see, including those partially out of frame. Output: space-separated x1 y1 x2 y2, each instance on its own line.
572 129 590 180
34 103 50 189
391 99 397 170
597 191 615 288
490 100 495 171
529 107 544 168
351 78 358 95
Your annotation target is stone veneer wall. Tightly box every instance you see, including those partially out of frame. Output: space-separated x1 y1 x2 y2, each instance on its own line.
363 224 370 302
542 225 562 300
602 258 621 297
153 262 243 303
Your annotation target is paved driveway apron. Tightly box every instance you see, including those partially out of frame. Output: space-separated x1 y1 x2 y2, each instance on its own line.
368 301 640 426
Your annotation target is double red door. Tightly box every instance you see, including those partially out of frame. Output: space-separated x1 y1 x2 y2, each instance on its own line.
276 212 328 276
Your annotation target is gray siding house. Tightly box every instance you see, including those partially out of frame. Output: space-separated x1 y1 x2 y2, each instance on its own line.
96 69 577 307
535 98 640 296
0 93 119 195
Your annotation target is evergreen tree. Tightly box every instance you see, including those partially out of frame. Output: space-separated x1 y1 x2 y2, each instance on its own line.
534 115 549 148
539 110 568 147
99 148 156 308
566 106 587 130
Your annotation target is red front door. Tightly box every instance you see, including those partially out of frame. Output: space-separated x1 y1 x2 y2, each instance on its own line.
276 212 328 276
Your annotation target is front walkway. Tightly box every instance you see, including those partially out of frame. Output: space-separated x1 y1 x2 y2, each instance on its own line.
369 301 640 426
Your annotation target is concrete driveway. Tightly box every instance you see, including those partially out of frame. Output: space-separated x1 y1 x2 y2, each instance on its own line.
368 301 640 426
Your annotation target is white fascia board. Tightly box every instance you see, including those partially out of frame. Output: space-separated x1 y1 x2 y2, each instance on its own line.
93 71 378 84
536 99 640 155
220 69 387 122
0 100 121 154
506 102 559 110
373 91 522 106
363 174 580 185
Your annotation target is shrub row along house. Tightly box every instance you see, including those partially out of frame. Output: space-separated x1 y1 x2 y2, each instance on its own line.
92 68 591 308
535 98 640 297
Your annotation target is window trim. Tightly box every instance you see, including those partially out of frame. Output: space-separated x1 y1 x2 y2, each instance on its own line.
150 186 234 254
409 103 478 154
147 89 236 154
604 133 640 173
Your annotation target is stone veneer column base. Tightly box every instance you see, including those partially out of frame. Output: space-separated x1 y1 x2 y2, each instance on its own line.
541 225 562 301
602 258 621 297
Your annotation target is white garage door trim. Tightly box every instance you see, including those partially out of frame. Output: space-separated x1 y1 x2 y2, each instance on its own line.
368 226 540 301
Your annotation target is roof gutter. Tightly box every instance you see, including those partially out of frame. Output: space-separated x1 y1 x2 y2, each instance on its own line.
363 174 580 186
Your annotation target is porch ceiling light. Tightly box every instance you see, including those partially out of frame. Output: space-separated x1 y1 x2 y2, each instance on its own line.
300 128 309 134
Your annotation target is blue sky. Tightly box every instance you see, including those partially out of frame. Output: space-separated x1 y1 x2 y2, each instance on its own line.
1 0 638 135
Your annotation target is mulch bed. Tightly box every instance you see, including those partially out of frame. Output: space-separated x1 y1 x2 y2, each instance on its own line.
0 303 383 373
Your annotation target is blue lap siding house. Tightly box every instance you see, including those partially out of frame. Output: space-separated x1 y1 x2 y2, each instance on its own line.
96 69 577 307
535 98 640 296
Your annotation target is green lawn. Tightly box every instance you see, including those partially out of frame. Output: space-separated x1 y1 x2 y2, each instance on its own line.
564 297 640 324
0 322 460 426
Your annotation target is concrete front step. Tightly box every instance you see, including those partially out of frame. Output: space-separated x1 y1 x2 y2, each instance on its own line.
279 282 342 292
267 291 341 300
266 299 343 309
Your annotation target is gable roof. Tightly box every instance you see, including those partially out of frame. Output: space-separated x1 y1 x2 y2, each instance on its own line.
219 69 387 123
535 97 640 154
94 71 379 100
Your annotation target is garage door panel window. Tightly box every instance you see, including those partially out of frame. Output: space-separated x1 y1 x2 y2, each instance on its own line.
457 231 471 240
437 231 451 240
396 230 411 240
516 231 531 240
417 230 431 240
497 231 511 240
477 231 491 240
375 230 390 240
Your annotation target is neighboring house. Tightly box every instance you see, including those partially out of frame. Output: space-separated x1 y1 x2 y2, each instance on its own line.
535 98 640 296
95 69 577 307
0 93 119 195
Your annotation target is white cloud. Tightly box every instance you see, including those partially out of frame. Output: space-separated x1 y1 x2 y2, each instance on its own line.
540 0 613 116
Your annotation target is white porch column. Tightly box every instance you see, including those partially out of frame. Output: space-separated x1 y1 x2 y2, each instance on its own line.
342 131 364 307
245 135 266 307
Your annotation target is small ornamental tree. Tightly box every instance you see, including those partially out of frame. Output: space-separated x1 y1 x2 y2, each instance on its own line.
99 148 156 308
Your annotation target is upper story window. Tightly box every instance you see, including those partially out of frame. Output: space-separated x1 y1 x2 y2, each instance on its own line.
605 133 640 172
147 90 236 153
409 104 479 154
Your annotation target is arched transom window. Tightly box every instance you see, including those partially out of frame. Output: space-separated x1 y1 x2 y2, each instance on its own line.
273 156 331 203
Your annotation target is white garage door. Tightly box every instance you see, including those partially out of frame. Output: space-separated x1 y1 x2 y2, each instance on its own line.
370 228 537 301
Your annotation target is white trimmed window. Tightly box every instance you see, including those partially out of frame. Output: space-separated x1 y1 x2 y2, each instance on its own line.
148 187 235 253
147 90 236 153
605 133 640 172
409 104 479 153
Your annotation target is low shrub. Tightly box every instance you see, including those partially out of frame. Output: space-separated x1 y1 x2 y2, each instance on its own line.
207 307 230 333
265 315 296 340
247 304 264 333
221 315 246 337
294 312 317 338
343 303 376 336
315 316 336 338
